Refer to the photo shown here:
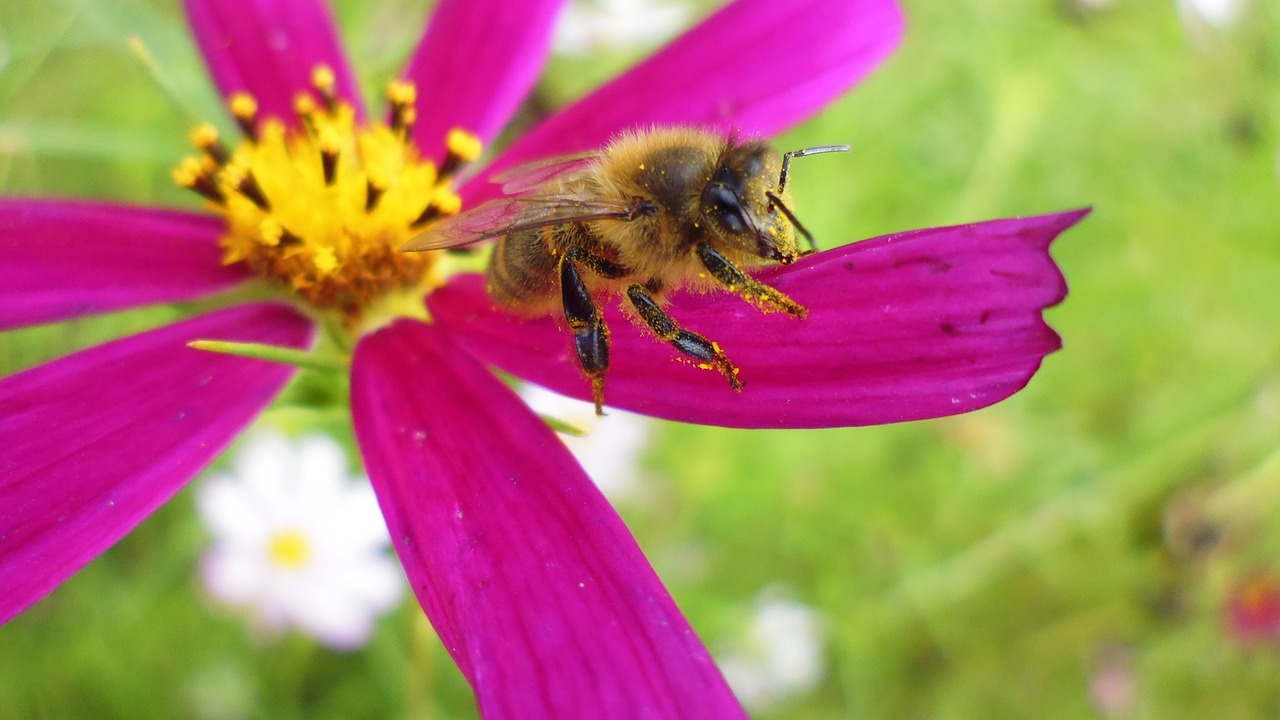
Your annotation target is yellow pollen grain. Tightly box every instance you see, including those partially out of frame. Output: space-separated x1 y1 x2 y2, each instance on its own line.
268 529 311 569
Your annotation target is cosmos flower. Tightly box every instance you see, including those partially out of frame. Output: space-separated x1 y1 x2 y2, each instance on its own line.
197 431 402 650
0 0 1083 716
1177 0 1246 30
717 591 828 711
1226 574 1280 644
554 0 689 56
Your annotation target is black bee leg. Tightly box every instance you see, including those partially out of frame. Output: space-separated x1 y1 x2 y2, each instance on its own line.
695 242 808 319
564 245 629 279
560 253 616 416
626 284 743 392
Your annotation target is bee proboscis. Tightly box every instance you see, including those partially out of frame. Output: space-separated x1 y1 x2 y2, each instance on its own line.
403 127 847 414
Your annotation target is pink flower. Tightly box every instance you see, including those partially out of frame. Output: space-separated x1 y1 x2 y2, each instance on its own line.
0 0 1084 716
1226 575 1280 644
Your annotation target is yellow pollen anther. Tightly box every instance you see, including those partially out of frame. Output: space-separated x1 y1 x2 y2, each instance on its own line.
387 79 416 106
172 157 203 186
229 92 260 141
191 123 219 149
311 65 336 93
294 92 318 117
175 70 482 323
435 192 462 216
446 128 483 163
229 92 258 120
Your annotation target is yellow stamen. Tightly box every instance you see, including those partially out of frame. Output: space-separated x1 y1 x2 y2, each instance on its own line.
440 128 483 177
386 79 416 107
174 70 482 324
229 92 259 141
311 64 338 110
446 128 483 163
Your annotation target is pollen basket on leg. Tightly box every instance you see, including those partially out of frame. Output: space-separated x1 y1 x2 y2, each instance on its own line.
173 67 481 322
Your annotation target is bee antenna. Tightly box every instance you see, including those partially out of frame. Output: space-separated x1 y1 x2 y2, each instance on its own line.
777 144 851 192
766 191 817 253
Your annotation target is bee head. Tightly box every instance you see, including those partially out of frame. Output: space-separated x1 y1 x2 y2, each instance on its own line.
700 142 802 264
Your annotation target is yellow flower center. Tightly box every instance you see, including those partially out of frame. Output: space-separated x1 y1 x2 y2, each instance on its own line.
173 66 482 325
267 528 312 569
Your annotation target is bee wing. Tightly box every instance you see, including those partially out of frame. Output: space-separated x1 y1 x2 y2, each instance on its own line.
400 194 638 251
492 151 603 195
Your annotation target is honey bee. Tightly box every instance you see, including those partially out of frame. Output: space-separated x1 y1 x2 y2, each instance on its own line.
403 127 847 414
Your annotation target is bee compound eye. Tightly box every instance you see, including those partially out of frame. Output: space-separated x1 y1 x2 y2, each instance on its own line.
703 184 748 234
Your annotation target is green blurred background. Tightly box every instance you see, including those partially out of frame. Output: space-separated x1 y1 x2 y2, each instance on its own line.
1 0 1278 717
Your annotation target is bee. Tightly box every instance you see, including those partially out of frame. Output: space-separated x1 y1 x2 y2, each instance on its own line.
403 127 847 414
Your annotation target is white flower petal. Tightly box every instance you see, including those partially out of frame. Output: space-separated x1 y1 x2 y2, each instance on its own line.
518 384 652 500
717 590 829 710
294 434 350 499
196 475 271 543
202 546 272 606
195 429 403 651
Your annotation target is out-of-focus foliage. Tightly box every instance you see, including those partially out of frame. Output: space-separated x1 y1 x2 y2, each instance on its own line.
1 0 1278 718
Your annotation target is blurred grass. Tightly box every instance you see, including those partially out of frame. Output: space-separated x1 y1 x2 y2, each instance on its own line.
1 0 1279 718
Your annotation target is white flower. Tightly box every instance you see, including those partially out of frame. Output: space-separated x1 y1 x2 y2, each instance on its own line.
1178 0 1246 30
519 384 653 501
718 591 828 710
554 0 689 56
196 431 402 651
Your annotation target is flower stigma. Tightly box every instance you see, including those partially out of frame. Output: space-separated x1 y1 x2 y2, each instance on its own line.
173 65 482 331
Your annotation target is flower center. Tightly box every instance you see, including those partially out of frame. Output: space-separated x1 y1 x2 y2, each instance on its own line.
267 528 312 569
174 66 482 324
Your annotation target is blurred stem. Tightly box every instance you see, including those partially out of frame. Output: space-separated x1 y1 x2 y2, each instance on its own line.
1205 446 1280 527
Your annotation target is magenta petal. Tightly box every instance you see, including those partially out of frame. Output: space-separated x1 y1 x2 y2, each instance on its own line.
184 0 365 123
461 0 904 204
351 320 745 719
431 210 1086 429
0 199 249 331
405 0 566 163
0 303 314 624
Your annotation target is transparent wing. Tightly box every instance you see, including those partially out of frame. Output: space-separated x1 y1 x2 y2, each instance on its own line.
492 150 604 195
400 194 637 251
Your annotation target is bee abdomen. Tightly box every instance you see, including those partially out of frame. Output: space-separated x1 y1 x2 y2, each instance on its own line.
486 228 558 306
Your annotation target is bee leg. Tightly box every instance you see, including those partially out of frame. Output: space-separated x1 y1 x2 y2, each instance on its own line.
560 255 610 415
695 242 808 320
564 245 629 279
626 284 743 392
